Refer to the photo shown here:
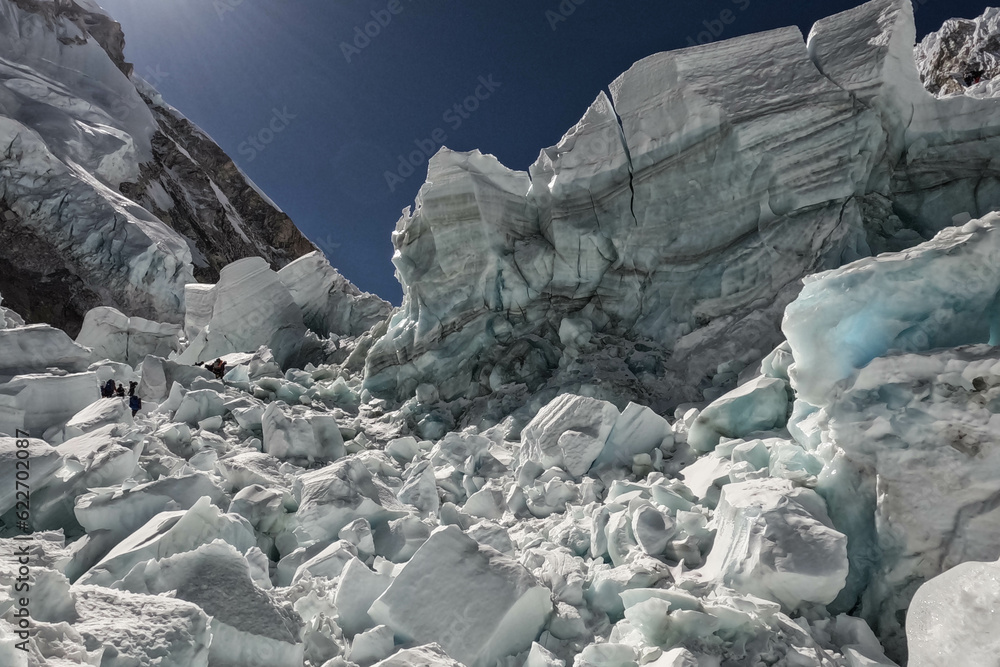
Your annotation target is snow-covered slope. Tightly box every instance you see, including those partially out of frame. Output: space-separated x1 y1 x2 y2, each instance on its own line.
0 0 371 336
364 0 1000 415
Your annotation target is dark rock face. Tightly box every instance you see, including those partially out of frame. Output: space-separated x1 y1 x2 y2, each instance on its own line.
0 203 102 337
120 98 319 284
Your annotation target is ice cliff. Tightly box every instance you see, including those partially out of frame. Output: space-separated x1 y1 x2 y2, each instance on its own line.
364 0 1000 414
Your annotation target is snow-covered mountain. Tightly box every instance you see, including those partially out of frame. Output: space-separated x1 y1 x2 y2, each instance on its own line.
0 0 386 336
2 1 1000 666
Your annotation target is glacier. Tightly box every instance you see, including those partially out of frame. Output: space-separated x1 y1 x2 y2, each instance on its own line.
364 0 1000 415
0 0 383 336
3 0 1000 665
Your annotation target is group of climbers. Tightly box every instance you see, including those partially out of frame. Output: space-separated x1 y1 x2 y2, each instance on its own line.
99 379 142 417
96 358 228 420
100 379 125 398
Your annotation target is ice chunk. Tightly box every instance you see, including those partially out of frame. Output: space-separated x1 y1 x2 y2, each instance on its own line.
526 642 565 667
644 648 716 667
818 344 1000 655
75 307 181 365
31 425 141 528
0 372 100 437
699 478 848 610
229 484 289 535
117 541 304 667
784 214 1000 406
183 283 217 340
385 436 420 463
262 402 345 461
0 437 62 516
335 557 393 637
172 389 225 426
372 516 432 563
178 257 309 368
293 458 407 545
687 377 788 453
136 355 214 402
369 525 553 667
371 643 463 667
277 251 392 337
830 615 897 667
217 451 295 497
78 496 256 587
340 518 376 556
74 472 225 541
49 398 133 444
576 643 637 667
0 293 25 330
348 625 394 666
397 461 439 516
595 402 672 468
291 540 357 583
71 585 212 667
467 521 515 557
519 394 620 478
906 559 1000 667
463 484 507 520
0 324 91 376
631 505 676 556
679 454 731 504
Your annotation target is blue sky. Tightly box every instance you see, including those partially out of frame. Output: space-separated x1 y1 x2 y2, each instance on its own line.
96 0 992 304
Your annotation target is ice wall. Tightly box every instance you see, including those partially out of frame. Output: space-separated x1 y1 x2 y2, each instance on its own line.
781 214 1000 657
365 0 1000 410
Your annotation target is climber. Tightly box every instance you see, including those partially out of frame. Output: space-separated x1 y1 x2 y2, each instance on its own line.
964 64 986 86
211 358 227 380
115 384 125 398
101 379 116 398
129 393 142 417
128 381 138 397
